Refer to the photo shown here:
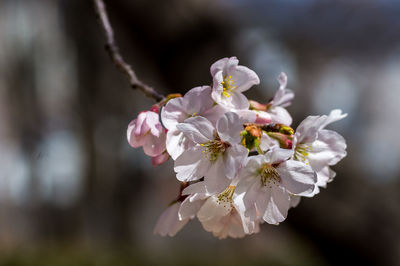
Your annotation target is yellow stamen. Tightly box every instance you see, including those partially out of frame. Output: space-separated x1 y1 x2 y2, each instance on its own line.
294 144 312 165
221 75 237 98
200 136 228 161
217 185 236 207
259 164 281 187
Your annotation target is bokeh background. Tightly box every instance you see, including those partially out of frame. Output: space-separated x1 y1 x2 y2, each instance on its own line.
0 0 399 265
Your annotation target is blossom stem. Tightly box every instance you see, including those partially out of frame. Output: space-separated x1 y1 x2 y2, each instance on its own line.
93 0 165 102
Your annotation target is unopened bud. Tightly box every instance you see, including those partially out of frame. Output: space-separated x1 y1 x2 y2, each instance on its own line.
267 132 293 149
262 124 294 136
245 124 262 138
249 100 269 111
279 125 294 135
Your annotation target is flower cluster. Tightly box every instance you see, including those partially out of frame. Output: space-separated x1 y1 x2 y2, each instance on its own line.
127 57 347 239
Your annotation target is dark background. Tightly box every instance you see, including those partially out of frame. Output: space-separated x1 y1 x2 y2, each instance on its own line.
0 0 399 265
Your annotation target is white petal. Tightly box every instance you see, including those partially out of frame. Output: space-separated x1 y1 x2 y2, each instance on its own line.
263 185 290 225
205 158 232 191
289 195 301 208
295 109 347 144
321 109 347 129
271 72 294 108
174 146 210 182
202 104 229 126
197 196 232 223
177 116 215 144
217 112 243 144
211 70 224 103
223 144 248 179
183 86 214 115
269 106 293 126
295 115 322 144
278 72 288 90
229 65 260 92
259 133 279 151
153 202 189 237
268 148 294 164
179 197 206 220
236 109 257 124
229 92 250 110
181 181 208 196
166 130 193 160
161 97 187 130
308 129 347 166
210 57 238 76
277 160 316 196
221 208 247 239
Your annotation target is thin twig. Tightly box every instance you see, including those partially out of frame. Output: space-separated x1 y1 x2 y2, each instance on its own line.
93 0 165 102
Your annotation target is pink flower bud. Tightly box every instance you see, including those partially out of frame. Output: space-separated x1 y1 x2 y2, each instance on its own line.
127 110 169 164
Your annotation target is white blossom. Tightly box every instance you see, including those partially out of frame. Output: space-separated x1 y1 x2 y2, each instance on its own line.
237 148 316 225
161 86 214 160
211 57 260 110
126 58 348 239
174 112 248 183
293 109 347 195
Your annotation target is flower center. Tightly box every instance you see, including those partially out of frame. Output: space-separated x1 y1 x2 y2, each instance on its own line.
294 143 312 164
221 75 237 98
258 164 281 187
217 185 235 208
200 136 229 161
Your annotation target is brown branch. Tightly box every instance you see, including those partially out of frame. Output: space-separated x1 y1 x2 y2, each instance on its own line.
93 0 165 102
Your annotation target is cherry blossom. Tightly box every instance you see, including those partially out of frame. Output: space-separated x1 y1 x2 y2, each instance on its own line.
211 57 260 110
179 180 259 239
161 86 214 160
127 109 168 166
126 57 347 239
236 148 316 225
174 112 248 182
293 109 347 195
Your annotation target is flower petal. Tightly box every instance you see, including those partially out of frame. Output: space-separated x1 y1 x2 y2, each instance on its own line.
183 86 214 115
268 148 294 164
161 97 187 130
269 106 293 126
309 129 347 166
296 109 347 144
142 133 166 157
152 152 169 166
223 144 249 179
210 57 238 76
229 92 250 110
271 72 294 108
177 116 215 144
197 195 232 223
153 202 189 237
263 186 290 225
174 146 210 182
277 160 316 196
165 130 194 160
229 65 260 93
179 197 206 220
217 112 243 144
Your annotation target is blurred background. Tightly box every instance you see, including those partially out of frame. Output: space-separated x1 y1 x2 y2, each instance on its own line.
0 0 399 265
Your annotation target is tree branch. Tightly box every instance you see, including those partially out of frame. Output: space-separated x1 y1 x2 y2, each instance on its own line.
93 0 165 102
